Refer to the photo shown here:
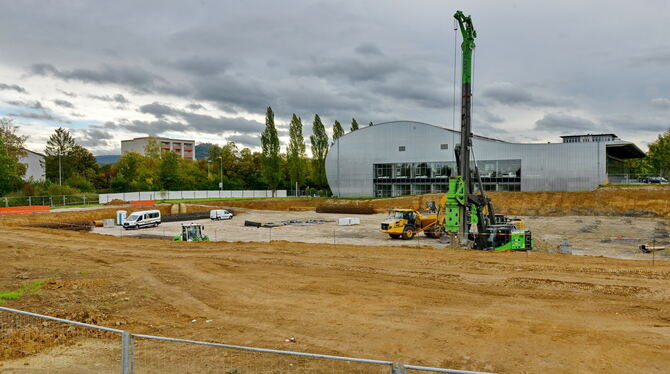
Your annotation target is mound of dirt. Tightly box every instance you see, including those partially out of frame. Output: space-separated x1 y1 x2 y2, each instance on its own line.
105 199 127 205
29 220 94 231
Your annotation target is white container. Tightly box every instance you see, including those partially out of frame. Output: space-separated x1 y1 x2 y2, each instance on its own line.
116 210 127 225
337 217 360 226
103 219 115 228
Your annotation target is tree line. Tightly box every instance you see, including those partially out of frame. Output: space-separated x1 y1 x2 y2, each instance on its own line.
0 110 369 197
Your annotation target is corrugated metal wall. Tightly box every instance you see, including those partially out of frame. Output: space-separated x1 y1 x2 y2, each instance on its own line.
325 121 607 197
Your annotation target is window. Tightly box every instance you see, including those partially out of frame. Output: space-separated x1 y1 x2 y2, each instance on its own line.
477 160 497 178
412 184 431 195
431 162 452 178
398 146 406 152
394 163 411 178
440 144 448 150
498 160 521 178
374 164 393 179
413 162 431 178
394 184 411 196
375 184 392 197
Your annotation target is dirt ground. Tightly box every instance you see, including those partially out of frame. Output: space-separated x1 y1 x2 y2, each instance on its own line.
1 222 670 373
90 209 670 261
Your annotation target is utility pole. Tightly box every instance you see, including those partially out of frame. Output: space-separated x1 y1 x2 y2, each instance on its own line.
58 151 62 186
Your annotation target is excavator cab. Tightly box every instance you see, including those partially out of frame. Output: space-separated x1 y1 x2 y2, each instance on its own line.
480 224 532 251
173 223 210 242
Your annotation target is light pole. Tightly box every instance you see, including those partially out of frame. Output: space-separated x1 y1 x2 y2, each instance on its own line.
219 156 223 191
58 151 62 186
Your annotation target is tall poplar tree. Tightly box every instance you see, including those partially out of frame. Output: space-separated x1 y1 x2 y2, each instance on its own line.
260 106 281 194
350 118 359 132
310 114 329 188
287 113 307 190
333 120 344 140
45 127 76 185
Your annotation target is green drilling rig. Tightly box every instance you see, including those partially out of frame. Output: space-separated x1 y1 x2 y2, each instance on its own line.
445 10 533 251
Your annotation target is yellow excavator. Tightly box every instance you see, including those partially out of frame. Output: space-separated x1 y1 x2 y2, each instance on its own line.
380 196 447 240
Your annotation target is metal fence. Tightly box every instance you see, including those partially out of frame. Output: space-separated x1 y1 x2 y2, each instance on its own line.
0 306 494 374
2 194 99 208
99 190 288 204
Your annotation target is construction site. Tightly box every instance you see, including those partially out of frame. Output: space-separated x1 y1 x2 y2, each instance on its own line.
0 187 669 373
2 5 670 374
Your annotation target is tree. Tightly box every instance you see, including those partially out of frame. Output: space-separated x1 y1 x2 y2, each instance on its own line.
69 145 98 179
310 114 329 187
0 138 23 195
44 127 76 185
144 137 161 160
350 118 359 132
159 151 182 190
260 106 282 194
333 120 344 140
0 118 27 179
287 114 307 190
647 129 670 178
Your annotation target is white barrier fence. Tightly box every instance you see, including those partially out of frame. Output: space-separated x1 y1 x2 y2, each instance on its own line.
98 190 288 204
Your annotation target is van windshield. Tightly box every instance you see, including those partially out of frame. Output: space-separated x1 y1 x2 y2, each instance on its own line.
127 214 140 221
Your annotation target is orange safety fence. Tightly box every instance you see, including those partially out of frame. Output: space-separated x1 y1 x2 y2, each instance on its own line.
129 200 155 207
0 205 51 215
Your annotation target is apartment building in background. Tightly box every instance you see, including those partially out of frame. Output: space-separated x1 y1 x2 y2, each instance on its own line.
19 148 46 181
121 137 196 160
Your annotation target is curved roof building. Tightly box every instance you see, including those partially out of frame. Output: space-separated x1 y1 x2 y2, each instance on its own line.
324 121 643 197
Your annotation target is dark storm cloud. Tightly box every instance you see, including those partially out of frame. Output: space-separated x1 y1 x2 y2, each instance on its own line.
535 113 600 132
228 134 261 147
0 83 27 93
53 99 74 108
89 93 130 104
483 83 570 108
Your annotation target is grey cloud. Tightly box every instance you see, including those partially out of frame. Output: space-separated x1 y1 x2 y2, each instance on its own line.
535 113 600 132
139 102 177 118
115 118 187 135
651 97 670 110
77 128 114 147
0 83 27 93
483 83 570 108
227 134 261 148
6 100 45 110
354 42 383 56
29 63 188 96
8 111 69 123
89 93 130 104
136 101 265 135
292 56 404 83
194 74 273 113
54 99 74 108
58 89 76 97
186 103 206 111
166 56 231 76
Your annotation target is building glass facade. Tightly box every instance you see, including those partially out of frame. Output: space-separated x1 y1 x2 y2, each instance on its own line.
373 160 521 197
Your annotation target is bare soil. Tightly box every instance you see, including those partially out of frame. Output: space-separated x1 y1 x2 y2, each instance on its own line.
1 223 670 373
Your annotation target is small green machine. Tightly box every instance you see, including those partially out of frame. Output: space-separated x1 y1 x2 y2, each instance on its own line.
173 223 210 242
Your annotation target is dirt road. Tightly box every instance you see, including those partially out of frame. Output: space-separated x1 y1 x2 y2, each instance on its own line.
2 226 670 373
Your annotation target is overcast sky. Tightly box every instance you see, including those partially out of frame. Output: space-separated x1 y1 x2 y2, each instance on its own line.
1 0 668 155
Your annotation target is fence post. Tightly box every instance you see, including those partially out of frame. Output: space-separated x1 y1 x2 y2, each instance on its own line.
28 196 31 206
50 196 53 207
121 331 134 374
62 195 66 206
4 197 7 207
84 195 87 205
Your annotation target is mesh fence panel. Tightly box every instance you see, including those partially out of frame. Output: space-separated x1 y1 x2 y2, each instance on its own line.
0 308 123 373
133 335 394 374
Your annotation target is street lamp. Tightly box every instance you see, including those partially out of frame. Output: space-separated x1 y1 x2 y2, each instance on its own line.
219 156 223 191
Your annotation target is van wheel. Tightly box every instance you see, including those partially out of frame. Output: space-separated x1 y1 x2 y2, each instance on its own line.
402 225 416 240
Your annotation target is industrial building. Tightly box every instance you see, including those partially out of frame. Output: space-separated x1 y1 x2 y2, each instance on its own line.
19 148 45 182
121 137 196 160
324 121 644 197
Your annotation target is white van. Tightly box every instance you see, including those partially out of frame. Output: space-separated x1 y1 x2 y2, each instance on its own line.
210 209 233 220
123 210 161 230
